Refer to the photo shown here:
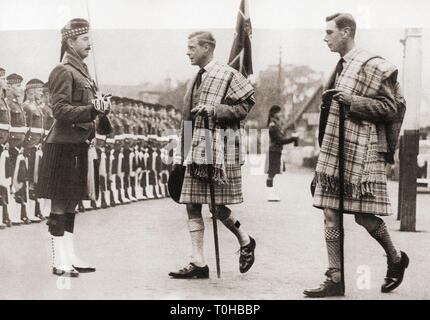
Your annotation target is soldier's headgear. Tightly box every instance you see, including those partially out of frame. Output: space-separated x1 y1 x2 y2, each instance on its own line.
61 18 90 42
6 73 23 85
26 78 44 90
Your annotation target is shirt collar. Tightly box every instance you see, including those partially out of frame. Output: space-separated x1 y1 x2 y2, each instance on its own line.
63 51 91 79
202 59 216 73
342 45 359 64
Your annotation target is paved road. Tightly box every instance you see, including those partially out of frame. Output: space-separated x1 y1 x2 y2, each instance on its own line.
1 157 429 300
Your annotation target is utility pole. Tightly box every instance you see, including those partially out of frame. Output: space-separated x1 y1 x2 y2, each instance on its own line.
278 46 282 105
398 28 422 232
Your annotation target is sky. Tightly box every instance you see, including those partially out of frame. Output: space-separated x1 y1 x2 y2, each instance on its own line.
0 0 429 90
1 0 430 30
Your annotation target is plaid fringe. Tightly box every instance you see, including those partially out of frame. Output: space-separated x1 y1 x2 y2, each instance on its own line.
315 172 376 199
189 163 228 185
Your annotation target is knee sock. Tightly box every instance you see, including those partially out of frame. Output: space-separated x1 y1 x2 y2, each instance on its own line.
220 215 250 247
325 226 341 282
368 222 401 264
65 212 76 234
48 213 66 236
188 218 205 267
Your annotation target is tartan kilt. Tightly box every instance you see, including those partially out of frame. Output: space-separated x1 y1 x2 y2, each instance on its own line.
36 143 90 200
265 151 282 176
313 151 392 216
179 163 243 205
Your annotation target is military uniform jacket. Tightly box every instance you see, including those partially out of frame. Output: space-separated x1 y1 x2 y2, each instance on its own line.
269 118 296 154
45 52 97 144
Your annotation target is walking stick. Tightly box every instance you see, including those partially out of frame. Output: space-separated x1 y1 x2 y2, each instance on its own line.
205 117 221 278
338 103 346 292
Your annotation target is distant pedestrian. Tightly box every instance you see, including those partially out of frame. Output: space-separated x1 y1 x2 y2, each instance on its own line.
265 105 298 201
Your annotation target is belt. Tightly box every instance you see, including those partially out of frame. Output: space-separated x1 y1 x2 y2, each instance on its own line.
29 127 45 134
0 123 10 131
96 133 106 140
9 126 29 133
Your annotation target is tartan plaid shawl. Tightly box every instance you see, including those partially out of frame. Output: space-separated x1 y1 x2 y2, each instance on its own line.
184 62 254 184
315 48 398 199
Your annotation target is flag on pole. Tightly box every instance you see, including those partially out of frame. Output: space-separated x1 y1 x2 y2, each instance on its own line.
228 0 253 78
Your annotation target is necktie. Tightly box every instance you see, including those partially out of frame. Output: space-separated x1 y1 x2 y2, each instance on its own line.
335 58 345 78
195 68 205 90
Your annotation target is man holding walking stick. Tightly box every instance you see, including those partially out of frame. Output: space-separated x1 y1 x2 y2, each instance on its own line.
169 31 256 279
304 13 409 297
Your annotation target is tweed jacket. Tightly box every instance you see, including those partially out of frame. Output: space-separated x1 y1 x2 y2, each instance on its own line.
178 61 255 204
318 48 405 164
45 52 97 144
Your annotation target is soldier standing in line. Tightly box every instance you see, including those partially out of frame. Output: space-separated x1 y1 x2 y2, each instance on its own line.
113 98 127 204
95 120 108 209
104 97 119 207
22 78 46 223
147 105 162 198
128 100 141 201
38 82 54 220
140 104 152 198
132 101 146 200
121 100 136 202
0 68 10 229
6 73 30 226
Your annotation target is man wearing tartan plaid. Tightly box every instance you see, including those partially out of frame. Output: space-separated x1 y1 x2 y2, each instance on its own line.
304 13 409 297
169 31 256 279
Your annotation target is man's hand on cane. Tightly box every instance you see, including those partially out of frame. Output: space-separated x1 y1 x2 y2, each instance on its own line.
191 105 215 118
323 89 352 106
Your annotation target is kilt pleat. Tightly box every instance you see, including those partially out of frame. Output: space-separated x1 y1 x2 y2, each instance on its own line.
36 143 89 200
265 151 281 175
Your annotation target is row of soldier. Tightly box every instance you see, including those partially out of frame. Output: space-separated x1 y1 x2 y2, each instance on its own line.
0 67 182 230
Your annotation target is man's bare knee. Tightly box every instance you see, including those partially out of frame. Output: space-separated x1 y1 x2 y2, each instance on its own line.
323 208 339 227
186 204 202 219
209 205 231 220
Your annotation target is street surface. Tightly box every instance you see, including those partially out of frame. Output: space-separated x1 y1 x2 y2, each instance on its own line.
0 155 428 300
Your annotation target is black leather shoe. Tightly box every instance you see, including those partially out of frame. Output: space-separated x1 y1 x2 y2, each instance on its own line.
52 267 79 278
22 217 31 225
35 213 46 221
4 220 12 228
303 269 345 298
239 236 256 273
169 263 209 279
73 265 96 273
381 251 409 293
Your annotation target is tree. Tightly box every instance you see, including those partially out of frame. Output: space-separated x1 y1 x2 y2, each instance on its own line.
159 80 188 112
248 64 323 128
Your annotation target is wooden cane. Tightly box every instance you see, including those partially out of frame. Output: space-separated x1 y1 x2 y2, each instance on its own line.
205 117 221 278
338 103 346 292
